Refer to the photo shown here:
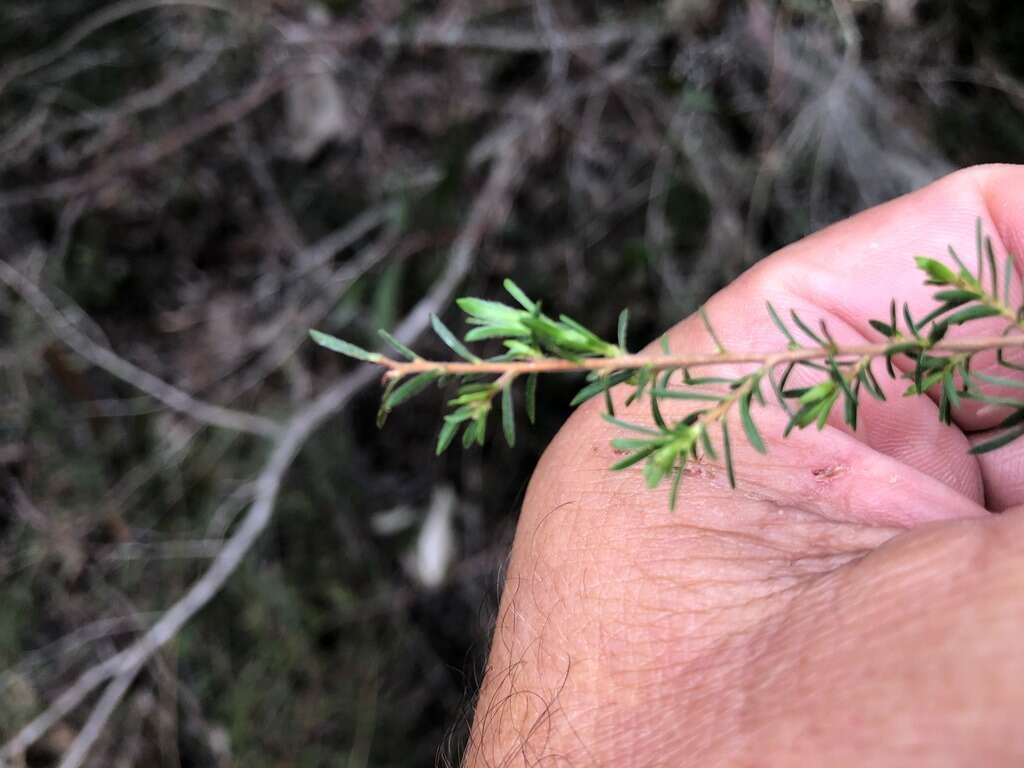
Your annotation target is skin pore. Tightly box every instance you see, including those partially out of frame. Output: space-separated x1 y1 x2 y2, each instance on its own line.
465 165 1024 767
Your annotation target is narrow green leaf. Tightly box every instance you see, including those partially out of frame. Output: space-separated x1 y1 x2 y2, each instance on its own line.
309 330 382 362
947 245 970 277
914 256 957 285
431 314 479 361
798 380 836 405
436 420 460 454
384 371 439 410
933 290 978 303
501 385 515 447
927 320 950 345
815 392 839 430
969 424 1024 454
698 425 718 460
699 307 726 352
986 237 998 298
649 388 725 402
669 464 684 511
790 310 826 346
456 297 523 325
739 392 766 454
945 305 1002 325
525 373 538 424
972 371 1024 390
651 389 668 430
570 370 632 407
465 325 531 342
766 302 798 345
903 303 919 337
611 446 657 471
768 365 793 414
602 414 662 435
942 370 960 410
443 407 475 424
503 279 536 311
612 438 659 451
617 309 629 352
462 422 477 449
869 319 894 337
378 329 418 360
828 359 857 407
643 454 668 488
722 422 736 488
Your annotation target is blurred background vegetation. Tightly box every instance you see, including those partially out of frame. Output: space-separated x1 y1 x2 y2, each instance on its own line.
1 1 1023 765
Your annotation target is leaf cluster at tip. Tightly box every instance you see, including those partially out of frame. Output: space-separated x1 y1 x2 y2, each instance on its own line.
310 220 1024 509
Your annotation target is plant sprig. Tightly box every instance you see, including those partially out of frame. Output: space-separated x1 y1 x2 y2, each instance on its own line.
312 223 1024 509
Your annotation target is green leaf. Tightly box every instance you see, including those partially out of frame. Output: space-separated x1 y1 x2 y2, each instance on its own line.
798 380 836 405
612 438 659 451
503 279 536 311
816 392 838 430
378 329 418 360
501 385 515 447
649 388 724 402
309 330 382 362
617 309 629 352
699 307 726 352
932 290 978 303
602 414 662 435
790 310 826 347
944 305 1003 326
903 306 921 340
650 388 668 430
722 422 736 488
766 302 798 346
611 446 657 471
436 419 461 454
739 392 766 454
525 373 538 424
914 256 957 285
969 424 1024 454
669 464 684 511
456 297 523 325
986 237 998 297
431 313 480 361
570 370 632 407
643 455 668 488
972 371 1024 390
699 425 718 460
869 319 894 337
464 325 531 342
383 371 440 410
462 422 478 449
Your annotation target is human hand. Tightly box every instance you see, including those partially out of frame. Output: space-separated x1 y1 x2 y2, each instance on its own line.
466 165 1024 767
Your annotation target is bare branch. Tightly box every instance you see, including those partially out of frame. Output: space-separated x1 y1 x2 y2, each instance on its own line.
0 120 534 767
0 259 281 438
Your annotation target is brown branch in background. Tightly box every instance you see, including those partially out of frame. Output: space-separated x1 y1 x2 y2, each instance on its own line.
0 113 537 767
0 259 281 437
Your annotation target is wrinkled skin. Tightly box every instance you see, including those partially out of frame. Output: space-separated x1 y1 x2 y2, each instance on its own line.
466 165 1024 767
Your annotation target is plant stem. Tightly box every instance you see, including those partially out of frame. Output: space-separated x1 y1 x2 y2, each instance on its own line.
379 334 1024 378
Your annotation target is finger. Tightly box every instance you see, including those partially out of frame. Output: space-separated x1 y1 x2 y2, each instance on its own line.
727 163 1024 508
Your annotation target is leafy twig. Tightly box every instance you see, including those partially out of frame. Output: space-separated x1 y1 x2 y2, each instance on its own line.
312 223 1024 509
